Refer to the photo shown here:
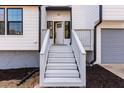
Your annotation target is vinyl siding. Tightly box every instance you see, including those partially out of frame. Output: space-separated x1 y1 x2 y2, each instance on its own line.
103 5 124 20
72 5 98 50
76 30 93 50
0 6 39 50
72 5 99 29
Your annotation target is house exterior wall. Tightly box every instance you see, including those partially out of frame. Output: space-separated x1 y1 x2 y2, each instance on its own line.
0 51 39 69
76 30 93 50
72 5 99 29
103 5 124 20
0 6 39 50
72 5 99 50
41 6 47 30
41 6 47 46
96 21 124 64
47 10 70 21
86 51 94 63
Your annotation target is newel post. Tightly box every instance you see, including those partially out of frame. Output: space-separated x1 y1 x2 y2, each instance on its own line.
80 53 86 87
40 54 45 87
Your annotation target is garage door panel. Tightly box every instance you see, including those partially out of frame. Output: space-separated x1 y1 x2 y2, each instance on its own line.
101 29 124 64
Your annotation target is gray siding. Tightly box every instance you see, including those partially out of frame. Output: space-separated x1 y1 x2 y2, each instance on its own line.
101 29 124 64
0 51 39 69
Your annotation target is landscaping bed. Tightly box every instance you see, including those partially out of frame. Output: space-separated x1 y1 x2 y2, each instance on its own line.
86 64 124 88
0 64 123 88
0 68 39 88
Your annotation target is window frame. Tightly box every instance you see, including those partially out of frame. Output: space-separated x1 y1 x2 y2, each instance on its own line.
65 21 70 39
0 8 5 35
7 8 23 35
47 21 53 38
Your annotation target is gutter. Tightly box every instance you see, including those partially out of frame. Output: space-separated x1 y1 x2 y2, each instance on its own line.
90 5 102 65
39 6 41 52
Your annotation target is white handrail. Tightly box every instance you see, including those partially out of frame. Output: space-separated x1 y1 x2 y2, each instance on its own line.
71 30 86 87
72 30 86 55
40 29 50 54
40 29 51 87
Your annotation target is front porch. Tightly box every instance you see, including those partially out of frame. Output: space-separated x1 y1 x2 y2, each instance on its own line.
40 29 86 87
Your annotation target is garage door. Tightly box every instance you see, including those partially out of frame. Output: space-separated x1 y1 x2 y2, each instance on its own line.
101 29 124 64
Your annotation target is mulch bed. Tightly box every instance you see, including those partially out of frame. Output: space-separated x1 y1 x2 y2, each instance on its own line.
0 68 38 81
86 64 124 88
0 65 123 88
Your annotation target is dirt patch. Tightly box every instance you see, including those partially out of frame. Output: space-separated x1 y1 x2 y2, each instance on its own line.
0 68 39 88
86 64 124 88
0 65 124 88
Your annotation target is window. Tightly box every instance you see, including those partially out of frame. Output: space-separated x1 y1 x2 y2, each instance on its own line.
7 8 23 35
65 21 70 38
47 21 53 38
0 8 5 35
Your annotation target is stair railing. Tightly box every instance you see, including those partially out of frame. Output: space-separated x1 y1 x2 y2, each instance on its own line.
40 29 51 86
71 30 86 87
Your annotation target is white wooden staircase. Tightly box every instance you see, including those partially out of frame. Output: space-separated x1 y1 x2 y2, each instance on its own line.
40 30 86 87
43 45 83 87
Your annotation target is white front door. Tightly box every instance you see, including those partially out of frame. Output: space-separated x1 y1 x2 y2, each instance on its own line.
55 22 64 44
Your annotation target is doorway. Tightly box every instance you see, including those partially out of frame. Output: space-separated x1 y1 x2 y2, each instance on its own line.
47 21 70 45
54 21 64 44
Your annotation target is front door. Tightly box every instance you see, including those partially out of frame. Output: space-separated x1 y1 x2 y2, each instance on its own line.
55 22 64 44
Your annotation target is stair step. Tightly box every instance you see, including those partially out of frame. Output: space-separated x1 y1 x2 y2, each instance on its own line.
47 63 77 70
43 78 83 87
45 70 79 78
50 46 72 51
49 53 74 58
44 78 81 83
46 70 79 74
46 74 79 78
48 58 75 63
49 50 72 53
50 45 71 49
50 49 72 51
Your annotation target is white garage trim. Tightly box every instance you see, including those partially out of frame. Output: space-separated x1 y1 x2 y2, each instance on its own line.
96 21 124 64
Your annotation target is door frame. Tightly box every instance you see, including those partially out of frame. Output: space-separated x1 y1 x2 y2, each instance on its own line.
54 21 64 44
47 21 71 45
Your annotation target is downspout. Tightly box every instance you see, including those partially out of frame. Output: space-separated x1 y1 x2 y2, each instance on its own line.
70 7 72 45
39 6 41 52
90 5 102 65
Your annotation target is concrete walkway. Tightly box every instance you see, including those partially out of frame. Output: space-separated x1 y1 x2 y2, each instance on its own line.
101 64 124 79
